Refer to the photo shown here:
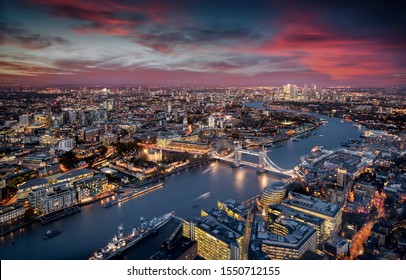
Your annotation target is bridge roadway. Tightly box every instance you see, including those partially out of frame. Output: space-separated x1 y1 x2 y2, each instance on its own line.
211 154 294 177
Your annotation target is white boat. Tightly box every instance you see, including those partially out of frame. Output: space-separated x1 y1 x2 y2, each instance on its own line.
311 145 323 153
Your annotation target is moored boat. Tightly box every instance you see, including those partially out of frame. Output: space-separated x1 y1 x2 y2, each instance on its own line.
89 211 175 260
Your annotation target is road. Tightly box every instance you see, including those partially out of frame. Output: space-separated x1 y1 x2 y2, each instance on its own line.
350 191 386 259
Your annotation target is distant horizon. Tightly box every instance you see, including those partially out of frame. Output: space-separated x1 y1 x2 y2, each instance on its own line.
1 0 405 87
0 82 403 89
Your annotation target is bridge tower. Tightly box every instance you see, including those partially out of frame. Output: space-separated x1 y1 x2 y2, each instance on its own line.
232 142 242 168
256 146 267 173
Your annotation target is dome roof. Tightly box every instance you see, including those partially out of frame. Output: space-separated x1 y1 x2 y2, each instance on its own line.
258 181 287 207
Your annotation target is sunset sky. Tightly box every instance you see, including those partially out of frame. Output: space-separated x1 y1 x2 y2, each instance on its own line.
1 0 405 86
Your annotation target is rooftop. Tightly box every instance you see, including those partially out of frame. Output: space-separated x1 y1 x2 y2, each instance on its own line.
258 216 316 249
192 208 244 246
324 235 349 248
24 152 52 160
268 204 325 226
19 178 48 190
217 199 247 216
57 168 93 181
282 192 341 218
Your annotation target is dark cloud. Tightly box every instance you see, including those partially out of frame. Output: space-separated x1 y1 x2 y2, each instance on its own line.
1 0 405 86
0 61 55 75
0 21 69 49
136 25 265 53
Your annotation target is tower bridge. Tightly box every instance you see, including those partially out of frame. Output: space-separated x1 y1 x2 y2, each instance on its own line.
211 143 294 177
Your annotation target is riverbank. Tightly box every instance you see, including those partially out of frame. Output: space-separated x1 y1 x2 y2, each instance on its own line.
0 218 36 237
127 158 213 189
242 102 322 148
39 206 81 224
78 191 114 206
103 182 164 208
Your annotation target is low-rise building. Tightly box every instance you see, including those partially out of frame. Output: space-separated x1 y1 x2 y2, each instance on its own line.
17 178 48 202
56 168 93 183
323 235 349 258
0 204 25 224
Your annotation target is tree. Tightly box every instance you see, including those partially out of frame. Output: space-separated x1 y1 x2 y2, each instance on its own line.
99 145 108 156
59 151 77 169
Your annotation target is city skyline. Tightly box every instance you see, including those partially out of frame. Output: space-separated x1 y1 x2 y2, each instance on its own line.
1 0 405 87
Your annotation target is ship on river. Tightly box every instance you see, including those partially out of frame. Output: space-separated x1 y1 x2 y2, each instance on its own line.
89 211 175 260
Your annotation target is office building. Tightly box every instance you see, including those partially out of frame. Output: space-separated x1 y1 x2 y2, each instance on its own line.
217 199 247 222
268 204 327 244
40 186 77 215
74 174 108 202
259 216 318 259
182 208 245 260
0 204 25 224
281 192 342 236
257 181 288 211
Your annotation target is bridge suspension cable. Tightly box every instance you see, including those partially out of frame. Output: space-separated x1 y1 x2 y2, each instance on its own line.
211 147 294 176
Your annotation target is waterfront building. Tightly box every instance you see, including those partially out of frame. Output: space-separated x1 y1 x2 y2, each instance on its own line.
259 216 318 259
28 182 73 214
40 186 77 215
281 192 342 236
0 204 25 224
257 181 288 211
28 185 50 213
74 174 108 202
182 208 245 260
165 141 210 154
217 199 247 222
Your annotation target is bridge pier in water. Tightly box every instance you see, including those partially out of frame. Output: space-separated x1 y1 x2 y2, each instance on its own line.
232 143 242 168
256 146 267 174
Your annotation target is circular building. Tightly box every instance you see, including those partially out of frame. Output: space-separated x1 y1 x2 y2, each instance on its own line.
257 181 288 210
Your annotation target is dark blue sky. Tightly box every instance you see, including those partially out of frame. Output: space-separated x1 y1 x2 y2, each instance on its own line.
1 0 405 86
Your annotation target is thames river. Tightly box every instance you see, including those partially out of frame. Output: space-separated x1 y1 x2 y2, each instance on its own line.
0 102 364 259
